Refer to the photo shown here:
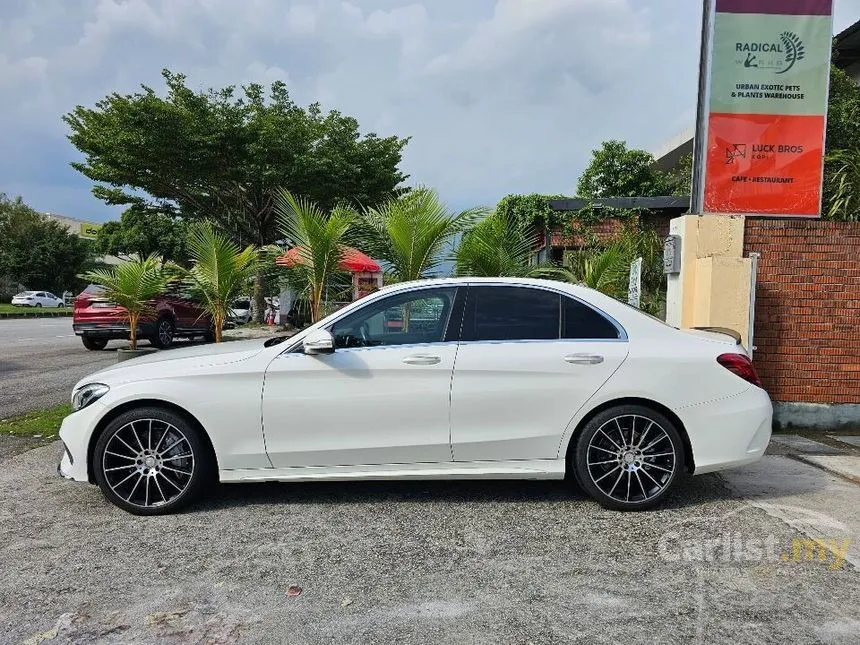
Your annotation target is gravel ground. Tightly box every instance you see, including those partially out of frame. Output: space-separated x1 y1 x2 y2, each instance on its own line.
1 444 858 644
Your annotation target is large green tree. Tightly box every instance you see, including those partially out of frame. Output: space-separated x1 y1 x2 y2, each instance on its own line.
94 206 189 263
576 140 670 198
0 194 92 295
64 69 409 318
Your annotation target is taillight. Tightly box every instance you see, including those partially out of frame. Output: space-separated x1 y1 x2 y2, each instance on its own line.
74 296 90 309
717 353 763 388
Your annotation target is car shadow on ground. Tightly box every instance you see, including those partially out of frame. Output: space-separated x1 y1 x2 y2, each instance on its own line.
190 472 742 514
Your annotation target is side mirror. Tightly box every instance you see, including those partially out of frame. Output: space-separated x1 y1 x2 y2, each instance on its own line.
303 329 335 355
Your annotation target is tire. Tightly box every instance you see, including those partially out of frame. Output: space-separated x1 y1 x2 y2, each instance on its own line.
35 303 42 308
82 337 108 351
203 324 216 343
92 406 213 515
573 405 685 511
151 316 175 349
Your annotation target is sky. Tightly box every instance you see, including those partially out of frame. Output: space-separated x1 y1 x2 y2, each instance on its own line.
2 0 859 223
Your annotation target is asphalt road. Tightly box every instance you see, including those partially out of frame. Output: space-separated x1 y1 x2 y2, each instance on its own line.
0 445 858 644
0 318 115 418
0 318 202 419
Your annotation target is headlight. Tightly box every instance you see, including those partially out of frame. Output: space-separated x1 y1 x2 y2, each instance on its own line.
71 383 110 411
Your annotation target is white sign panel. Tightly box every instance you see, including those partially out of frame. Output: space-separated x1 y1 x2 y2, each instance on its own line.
628 257 643 309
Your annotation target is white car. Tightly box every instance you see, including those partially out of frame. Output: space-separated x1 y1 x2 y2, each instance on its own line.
229 297 252 325
58 277 772 515
11 290 65 308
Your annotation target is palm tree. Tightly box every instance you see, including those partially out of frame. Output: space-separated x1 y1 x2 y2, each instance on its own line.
80 254 172 350
455 209 549 277
562 244 632 299
356 187 486 282
177 221 258 342
827 149 860 221
274 189 355 323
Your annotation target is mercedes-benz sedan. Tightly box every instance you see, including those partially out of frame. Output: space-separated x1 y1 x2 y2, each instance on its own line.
58 278 772 515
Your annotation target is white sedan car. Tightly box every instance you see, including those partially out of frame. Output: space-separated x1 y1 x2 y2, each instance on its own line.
58 278 772 515
12 290 65 307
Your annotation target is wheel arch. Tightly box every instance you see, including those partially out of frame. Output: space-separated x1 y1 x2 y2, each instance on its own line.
86 399 219 484
564 397 695 474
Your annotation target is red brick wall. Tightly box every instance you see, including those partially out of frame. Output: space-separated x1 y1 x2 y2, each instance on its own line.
745 219 860 404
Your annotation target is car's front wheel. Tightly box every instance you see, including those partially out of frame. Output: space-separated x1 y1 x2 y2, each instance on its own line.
93 406 212 515
573 405 685 511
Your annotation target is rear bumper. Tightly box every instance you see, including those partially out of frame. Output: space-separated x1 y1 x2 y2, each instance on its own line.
678 386 773 475
73 322 156 339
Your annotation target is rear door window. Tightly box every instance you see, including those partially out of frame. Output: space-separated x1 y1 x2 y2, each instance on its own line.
462 286 560 342
562 297 620 340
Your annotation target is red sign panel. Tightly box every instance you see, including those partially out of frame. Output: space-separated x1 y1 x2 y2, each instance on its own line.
704 113 825 216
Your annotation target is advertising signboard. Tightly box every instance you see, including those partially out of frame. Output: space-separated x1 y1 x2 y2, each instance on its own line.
695 0 834 217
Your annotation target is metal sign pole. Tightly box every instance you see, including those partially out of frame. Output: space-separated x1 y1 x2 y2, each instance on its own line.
747 252 760 357
691 0 716 215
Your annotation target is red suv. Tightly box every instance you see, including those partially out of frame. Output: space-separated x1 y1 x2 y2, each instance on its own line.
73 284 214 350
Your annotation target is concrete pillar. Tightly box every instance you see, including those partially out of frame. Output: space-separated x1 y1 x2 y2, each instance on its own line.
665 214 753 348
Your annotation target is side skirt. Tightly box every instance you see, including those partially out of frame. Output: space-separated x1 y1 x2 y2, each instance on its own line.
219 459 566 483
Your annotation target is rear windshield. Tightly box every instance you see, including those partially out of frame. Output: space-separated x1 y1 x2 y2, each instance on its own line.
233 299 251 309
82 284 105 295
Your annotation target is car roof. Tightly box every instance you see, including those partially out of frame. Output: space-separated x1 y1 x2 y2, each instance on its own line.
378 276 586 296
374 277 669 337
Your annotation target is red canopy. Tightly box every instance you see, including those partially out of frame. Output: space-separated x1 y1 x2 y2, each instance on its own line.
276 246 381 273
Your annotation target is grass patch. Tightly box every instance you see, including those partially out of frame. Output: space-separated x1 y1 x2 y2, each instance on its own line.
0 404 71 438
0 303 69 314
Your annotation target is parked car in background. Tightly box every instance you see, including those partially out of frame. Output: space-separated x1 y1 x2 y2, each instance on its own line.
58 277 772 515
72 284 213 350
229 297 252 325
11 291 65 308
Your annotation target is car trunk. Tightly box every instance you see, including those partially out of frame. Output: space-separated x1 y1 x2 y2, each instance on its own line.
73 291 127 324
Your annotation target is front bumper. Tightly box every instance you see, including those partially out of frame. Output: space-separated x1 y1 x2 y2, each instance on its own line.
57 401 109 482
679 386 773 475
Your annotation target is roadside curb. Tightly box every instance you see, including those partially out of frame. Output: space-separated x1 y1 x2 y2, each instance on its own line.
788 454 860 486
0 311 72 319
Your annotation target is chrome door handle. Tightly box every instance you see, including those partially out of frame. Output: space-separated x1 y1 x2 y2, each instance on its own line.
402 354 441 366
564 353 604 365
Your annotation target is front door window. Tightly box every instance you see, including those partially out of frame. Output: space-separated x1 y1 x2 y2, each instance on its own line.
330 287 457 349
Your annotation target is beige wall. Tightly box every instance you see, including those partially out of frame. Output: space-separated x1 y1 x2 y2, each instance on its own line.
665 214 753 348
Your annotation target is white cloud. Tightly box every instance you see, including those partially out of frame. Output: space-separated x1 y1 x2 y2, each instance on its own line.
0 0 858 219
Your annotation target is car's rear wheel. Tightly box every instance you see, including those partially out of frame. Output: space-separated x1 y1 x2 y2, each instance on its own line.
35 303 42 308
573 405 685 511
151 316 175 349
82 337 108 351
93 406 212 515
